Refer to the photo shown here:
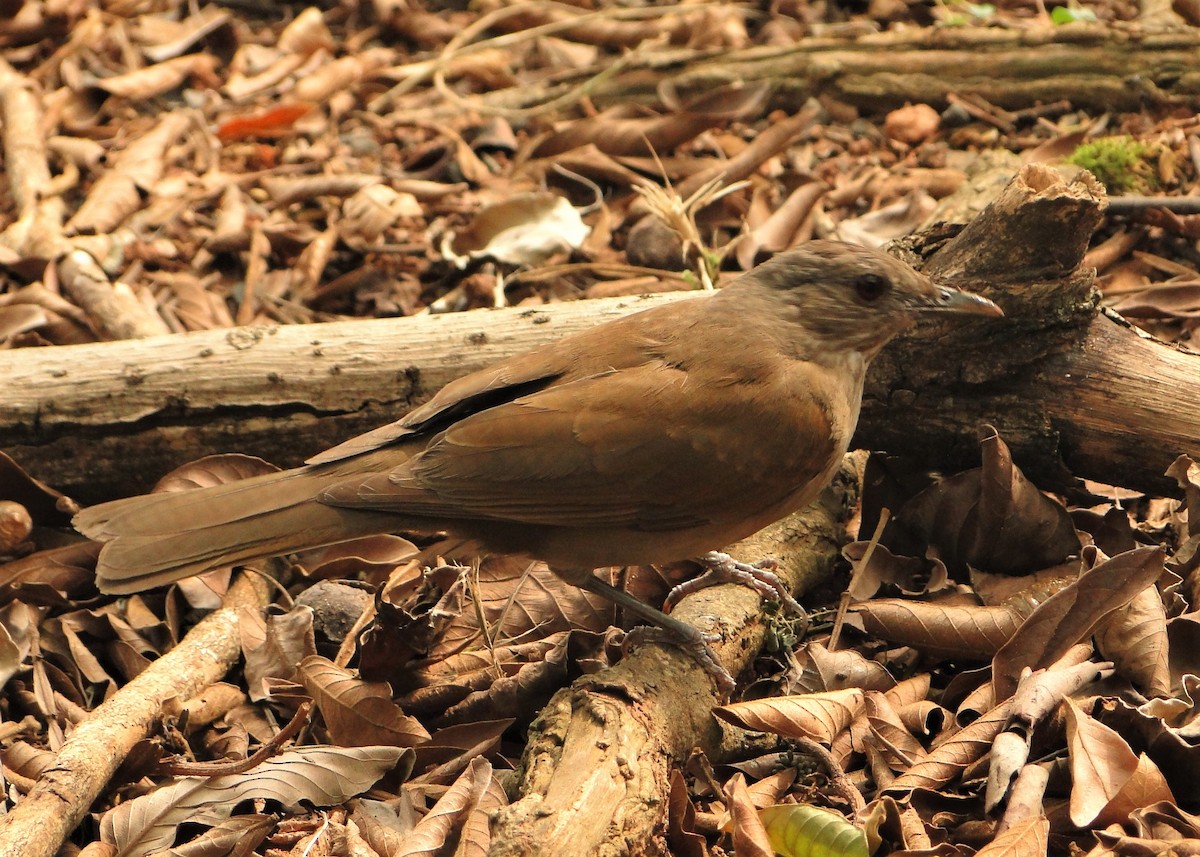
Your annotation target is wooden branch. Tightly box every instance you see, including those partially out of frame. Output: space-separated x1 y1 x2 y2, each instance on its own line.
859 164 1199 497
1 293 694 502
481 25 1200 115
0 572 270 857
4 166 1199 504
489 470 854 856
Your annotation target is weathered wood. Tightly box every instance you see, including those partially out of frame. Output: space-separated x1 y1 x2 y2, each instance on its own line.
861 164 1198 498
484 24 1200 115
4 166 1199 505
0 293 694 502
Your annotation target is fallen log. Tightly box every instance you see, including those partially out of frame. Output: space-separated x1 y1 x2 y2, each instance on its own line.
2 166 1195 505
485 22 1200 115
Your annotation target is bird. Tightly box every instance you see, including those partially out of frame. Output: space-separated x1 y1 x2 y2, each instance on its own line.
75 241 1000 689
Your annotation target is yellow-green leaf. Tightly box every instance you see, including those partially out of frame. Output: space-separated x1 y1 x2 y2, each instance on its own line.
759 804 869 857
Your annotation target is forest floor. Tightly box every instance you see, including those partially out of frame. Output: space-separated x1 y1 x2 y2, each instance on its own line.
2 1 1200 855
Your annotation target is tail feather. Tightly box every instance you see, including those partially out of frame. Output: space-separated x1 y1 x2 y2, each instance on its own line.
75 450 402 539
74 450 417 594
89 501 404 593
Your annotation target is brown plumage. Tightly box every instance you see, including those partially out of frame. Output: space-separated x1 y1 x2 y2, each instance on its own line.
76 242 1000 634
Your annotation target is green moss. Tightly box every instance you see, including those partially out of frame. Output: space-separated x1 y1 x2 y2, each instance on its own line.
1067 136 1157 194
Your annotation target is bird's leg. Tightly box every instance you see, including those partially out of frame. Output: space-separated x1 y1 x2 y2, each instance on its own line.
578 574 736 695
664 551 808 622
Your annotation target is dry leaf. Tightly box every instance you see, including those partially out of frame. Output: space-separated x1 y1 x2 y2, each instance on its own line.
136 6 233 63
100 745 406 854
66 112 192 236
241 605 316 701
803 641 897 692
298 655 430 748
865 691 927 772
215 103 313 143
848 599 1023 660
394 757 503 857
884 699 1013 795
992 546 1165 699
293 47 393 103
445 192 590 268
1096 581 1171 698
277 7 334 55
972 815 1048 857
666 769 708 857
715 688 865 743
339 185 422 246
883 103 941 145
900 425 1082 578
90 54 219 100
736 181 827 270
727 774 775 857
834 191 938 247
1064 697 1175 828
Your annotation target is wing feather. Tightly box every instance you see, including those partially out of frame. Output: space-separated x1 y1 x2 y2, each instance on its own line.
306 294 718 465
320 362 837 532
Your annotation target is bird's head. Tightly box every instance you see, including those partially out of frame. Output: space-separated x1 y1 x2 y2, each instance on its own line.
744 241 1001 358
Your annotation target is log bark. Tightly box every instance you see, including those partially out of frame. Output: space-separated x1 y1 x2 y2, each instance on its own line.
482 23 1200 115
489 469 855 857
861 164 1196 498
3 165 1198 504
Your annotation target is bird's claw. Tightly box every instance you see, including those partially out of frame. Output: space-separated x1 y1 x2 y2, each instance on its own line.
664 551 808 621
622 625 735 697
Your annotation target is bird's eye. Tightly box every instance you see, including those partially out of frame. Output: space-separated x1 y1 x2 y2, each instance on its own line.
854 273 890 302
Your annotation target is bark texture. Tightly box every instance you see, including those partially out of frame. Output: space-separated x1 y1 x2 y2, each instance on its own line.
495 25 1200 114
4 165 1197 503
489 471 854 857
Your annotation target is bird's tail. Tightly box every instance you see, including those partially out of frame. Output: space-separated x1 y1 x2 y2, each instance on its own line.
75 451 411 594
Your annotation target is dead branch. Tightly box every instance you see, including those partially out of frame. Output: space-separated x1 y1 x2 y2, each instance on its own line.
478 24 1200 116
3 167 1199 503
489 468 854 856
0 572 270 857
860 164 1194 498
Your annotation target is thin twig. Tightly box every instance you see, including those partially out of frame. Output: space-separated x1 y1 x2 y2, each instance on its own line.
157 702 313 777
370 1 714 117
828 508 889 651
795 736 866 817
1106 195 1200 214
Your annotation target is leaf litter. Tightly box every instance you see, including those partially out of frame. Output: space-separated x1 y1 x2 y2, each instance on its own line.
2 0 1200 854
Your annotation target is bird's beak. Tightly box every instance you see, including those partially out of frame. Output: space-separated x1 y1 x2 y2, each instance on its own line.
919 286 1004 317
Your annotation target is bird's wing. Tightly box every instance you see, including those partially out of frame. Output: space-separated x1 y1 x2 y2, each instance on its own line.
306 298 714 466
306 364 567 465
320 362 838 531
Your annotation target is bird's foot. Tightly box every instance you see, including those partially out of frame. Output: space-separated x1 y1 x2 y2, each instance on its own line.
622 625 735 697
578 574 736 695
665 550 808 620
